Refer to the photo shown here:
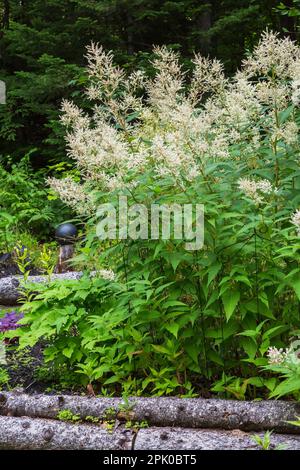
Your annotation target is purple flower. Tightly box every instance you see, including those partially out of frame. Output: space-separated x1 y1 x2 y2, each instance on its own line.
0 311 24 333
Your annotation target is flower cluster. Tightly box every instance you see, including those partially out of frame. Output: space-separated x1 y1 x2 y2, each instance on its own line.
190 54 225 103
242 30 300 80
0 311 24 333
98 269 115 281
291 210 300 236
267 346 292 365
267 341 300 366
48 31 299 232
238 178 277 204
48 177 96 217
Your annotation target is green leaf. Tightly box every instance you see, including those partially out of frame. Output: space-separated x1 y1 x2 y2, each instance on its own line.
207 349 224 366
221 290 240 321
169 253 186 272
286 418 300 427
263 378 277 392
163 300 188 309
104 376 120 385
0 211 15 224
278 105 294 124
291 276 300 301
270 377 300 398
240 337 257 359
165 322 180 338
62 346 74 358
238 330 258 338
258 292 269 308
207 262 221 287
185 343 199 364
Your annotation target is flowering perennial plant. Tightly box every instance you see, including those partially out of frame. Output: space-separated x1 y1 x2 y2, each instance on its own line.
266 340 300 398
49 32 300 232
15 32 300 398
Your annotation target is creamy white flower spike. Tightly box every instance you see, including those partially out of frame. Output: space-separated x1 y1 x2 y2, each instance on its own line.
98 269 116 281
291 209 300 236
190 55 225 103
48 177 96 216
238 178 276 204
242 30 300 79
48 31 300 211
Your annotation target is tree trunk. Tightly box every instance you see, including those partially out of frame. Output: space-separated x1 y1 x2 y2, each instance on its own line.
1 392 300 434
0 416 133 450
135 427 300 450
0 0 9 59
0 415 300 450
126 11 134 55
1 0 10 29
198 3 212 55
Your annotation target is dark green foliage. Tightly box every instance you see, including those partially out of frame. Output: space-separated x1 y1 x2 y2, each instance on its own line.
0 0 285 165
11 148 300 398
0 154 72 250
276 1 300 38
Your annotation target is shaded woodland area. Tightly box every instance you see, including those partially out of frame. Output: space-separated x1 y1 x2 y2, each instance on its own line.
0 0 298 166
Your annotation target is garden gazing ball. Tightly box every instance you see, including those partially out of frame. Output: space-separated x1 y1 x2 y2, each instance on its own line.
55 223 77 245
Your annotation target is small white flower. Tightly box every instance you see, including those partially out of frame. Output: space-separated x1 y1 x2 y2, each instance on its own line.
238 178 276 204
267 346 285 365
291 209 300 236
98 269 115 281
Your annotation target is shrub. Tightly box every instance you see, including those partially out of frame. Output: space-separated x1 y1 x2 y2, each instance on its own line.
13 31 300 398
0 154 71 252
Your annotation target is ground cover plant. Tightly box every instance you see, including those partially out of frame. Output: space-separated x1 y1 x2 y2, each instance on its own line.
0 154 75 278
1 30 300 400
0 155 72 251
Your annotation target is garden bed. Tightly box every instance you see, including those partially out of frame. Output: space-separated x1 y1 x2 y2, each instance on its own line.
0 271 296 400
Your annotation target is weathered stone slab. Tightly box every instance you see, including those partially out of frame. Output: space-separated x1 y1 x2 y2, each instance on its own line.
0 416 133 450
0 272 85 305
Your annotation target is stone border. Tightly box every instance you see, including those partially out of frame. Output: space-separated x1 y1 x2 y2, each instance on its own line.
0 417 300 450
1 392 300 434
0 272 86 305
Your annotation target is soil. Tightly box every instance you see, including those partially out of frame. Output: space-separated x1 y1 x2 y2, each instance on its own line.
0 261 83 396
1 340 86 396
4 344 44 392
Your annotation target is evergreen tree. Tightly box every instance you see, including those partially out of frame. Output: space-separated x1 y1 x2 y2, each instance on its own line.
0 0 289 165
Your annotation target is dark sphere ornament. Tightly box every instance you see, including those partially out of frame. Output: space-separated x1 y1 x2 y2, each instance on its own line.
55 223 77 245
